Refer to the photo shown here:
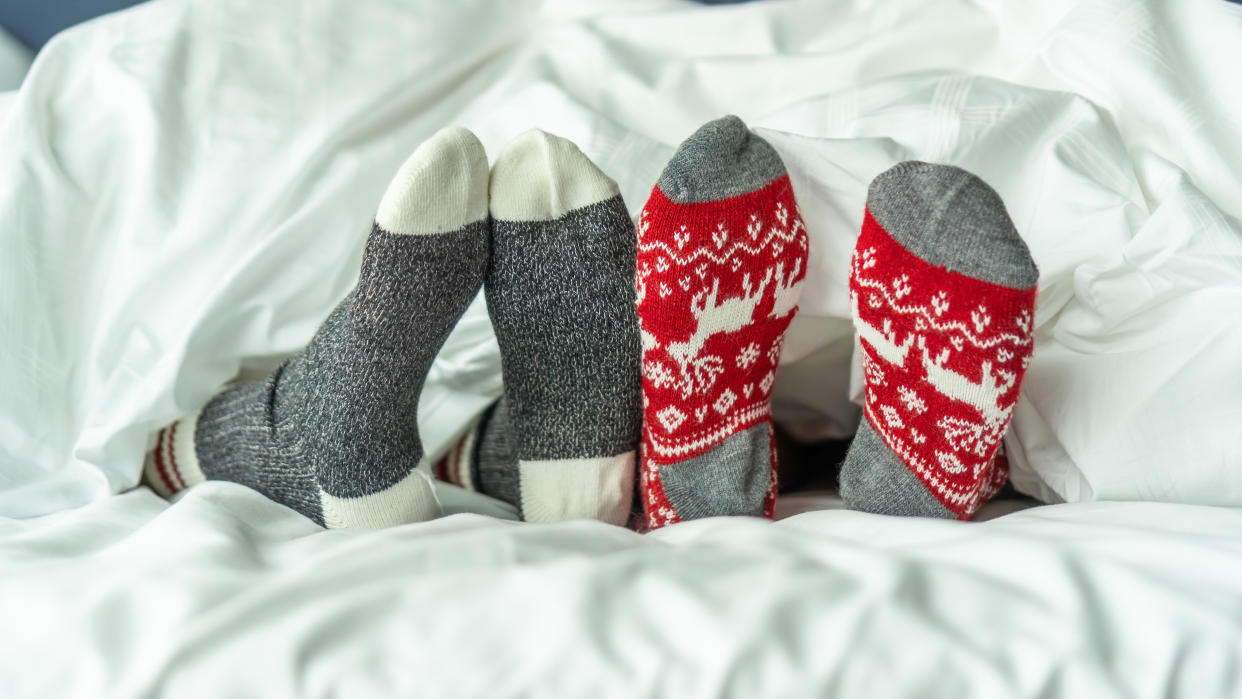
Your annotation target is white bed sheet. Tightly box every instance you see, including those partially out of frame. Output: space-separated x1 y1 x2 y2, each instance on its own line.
3 0 1242 695
3 491 1242 698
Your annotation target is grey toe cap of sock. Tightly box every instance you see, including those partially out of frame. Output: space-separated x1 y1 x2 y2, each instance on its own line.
866 161 1038 289
656 115 786 203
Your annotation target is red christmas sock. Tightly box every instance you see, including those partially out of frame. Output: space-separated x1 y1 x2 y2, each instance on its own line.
636 116 809 530
840 161 1038 520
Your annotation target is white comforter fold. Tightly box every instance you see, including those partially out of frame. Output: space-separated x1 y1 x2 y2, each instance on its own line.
3 489 1241 698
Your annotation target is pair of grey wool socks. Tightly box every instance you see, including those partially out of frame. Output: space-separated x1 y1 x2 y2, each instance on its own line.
145 127 642 528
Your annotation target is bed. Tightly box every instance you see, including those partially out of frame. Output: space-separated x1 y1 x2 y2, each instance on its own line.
2 0 1241 696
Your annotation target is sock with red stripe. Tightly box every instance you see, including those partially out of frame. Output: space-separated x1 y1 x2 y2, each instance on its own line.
840 161 1038 520
143 127 490 528
636 116 809 530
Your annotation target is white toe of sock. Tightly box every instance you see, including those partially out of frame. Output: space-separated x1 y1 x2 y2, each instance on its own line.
488 129 620 221
376 126 489 236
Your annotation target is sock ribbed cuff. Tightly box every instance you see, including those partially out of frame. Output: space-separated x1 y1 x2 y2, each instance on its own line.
144 410 205 498
146 406 442 527
432 413 482 492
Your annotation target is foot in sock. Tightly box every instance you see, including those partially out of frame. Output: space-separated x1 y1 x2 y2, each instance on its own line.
432 397 517 508
840 161 1038 520
636 115 809 530
144 127 490 528
482 130 642 525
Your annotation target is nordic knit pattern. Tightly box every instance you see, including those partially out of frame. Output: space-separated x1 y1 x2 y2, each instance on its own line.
840 161 1038 520
144 127 491 528
637 116 808 530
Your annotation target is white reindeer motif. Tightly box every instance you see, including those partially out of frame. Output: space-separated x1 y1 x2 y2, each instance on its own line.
666 270 773 396
851 294 915 367
920 344 1015 427
767 258 803 321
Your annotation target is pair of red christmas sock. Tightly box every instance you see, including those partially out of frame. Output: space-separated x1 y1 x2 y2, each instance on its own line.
634 117 1037 526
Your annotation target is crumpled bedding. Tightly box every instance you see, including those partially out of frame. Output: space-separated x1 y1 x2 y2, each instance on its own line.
4 490 1242 698
2 0 1242 695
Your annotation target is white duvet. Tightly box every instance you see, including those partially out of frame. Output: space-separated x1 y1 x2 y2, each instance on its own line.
2 0 1242 696
4 490 1242 698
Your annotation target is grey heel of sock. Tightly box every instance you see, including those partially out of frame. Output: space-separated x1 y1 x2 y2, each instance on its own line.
839 419 952 518
658 423 770 520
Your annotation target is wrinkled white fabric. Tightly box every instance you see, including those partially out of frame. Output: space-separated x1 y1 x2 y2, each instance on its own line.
2 0 1242 694
2 490 1241 698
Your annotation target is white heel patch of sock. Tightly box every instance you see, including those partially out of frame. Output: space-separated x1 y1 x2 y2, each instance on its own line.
319 468 441 529
518 452 635 526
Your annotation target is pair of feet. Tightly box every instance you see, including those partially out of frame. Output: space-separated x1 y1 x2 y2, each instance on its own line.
627 133 1039 525
624 124 1039 525
146 126 643 528
436 116 810 530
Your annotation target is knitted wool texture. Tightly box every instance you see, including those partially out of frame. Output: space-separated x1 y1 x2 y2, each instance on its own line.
146 127 490 528
636 116 809 530
841 161 1038 520
482 130 642 525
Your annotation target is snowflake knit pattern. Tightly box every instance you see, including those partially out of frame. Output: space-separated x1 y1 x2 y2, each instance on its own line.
638 176 808 528
851 208 1036 518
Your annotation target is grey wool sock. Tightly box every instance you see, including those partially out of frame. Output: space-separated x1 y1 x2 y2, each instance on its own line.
840 161 1039 520
482 129 642 525
431 396 521 511
144 127 491 529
